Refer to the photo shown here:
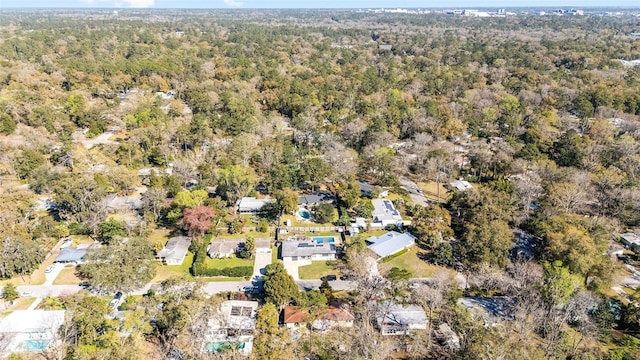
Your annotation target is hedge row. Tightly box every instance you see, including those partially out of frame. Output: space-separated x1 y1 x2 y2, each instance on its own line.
195 266 253 277
380 248 409 263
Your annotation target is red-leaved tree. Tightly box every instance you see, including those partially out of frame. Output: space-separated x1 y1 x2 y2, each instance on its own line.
182 205 215 238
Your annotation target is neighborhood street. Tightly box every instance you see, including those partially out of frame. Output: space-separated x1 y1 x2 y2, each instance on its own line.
399 177 430 207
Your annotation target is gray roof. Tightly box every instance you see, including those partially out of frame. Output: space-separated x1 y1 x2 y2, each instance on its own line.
298 191 335 206
54 248 87 263
371 199 402 223
357 180 374 194
208 239 242 255
238 197 273 212
376 302 427 327
620 233 640 246
157 236 191 263
281 240 336 258
366 231 416 258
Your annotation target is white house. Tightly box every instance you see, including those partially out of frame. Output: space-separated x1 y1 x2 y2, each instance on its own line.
375 302 427 336
281 240 336 263
449 179 474 191
205 300 258 356
237 197 273 214
371 199 403 227
207 239 243 258
366 231 416 259
156 236 191 265
0 310 66 357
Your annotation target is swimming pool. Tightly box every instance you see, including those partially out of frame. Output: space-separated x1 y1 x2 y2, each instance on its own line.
313 237 335 243
205 342 245 353
297 209 312 220
17 339 50 351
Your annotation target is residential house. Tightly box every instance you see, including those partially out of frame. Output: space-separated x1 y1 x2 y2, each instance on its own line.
156 236 191 265
54 247 87 264
449 179 474 191
207 239 243 258
379 44 393 51
237 197 273 214
371 199 403 228
357 180 388 198
375 302 427 336
205 300 258 356
620 233 640 253
253 238 272 253
298 191 335 207
366 231 416 259
0 310 66 357
281 240 336 263
283 303 355 331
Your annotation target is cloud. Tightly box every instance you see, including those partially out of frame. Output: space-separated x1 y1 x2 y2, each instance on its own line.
121 0 155 7
223 0 244 7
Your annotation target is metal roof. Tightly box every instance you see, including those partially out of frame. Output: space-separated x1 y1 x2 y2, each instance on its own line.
54 248 87 263
366 231 416 258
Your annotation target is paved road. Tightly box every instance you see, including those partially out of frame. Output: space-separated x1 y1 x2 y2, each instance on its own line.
399 177 430 207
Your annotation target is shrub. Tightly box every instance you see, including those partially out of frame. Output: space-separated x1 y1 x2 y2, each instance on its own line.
380 248 409 263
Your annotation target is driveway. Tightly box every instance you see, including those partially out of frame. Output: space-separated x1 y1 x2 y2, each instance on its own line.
399 177 430 207
282 261 300 280
253 249 272 277
44 263 64 286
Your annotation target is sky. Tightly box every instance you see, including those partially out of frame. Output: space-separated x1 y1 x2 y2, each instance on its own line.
1 0 638 8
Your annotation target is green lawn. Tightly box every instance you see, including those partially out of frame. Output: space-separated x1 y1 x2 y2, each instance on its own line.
378 246 447 278
272 245 279 263
53 265 82 285
203 255 254 269
152 252 195 283
299 261 340 280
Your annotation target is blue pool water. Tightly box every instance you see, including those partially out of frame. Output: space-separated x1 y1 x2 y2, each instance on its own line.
18 339 50 351
297 209 312 220
205 342 245 352
313 237 335 243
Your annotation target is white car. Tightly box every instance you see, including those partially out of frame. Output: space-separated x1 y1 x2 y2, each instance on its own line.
45 265 55 273
20 291 32 297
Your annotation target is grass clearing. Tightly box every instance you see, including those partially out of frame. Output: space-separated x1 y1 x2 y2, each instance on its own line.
69 235 95 245
53 266 82 285
149 229 171 249
272 245 279 263
152 252 195 283
417 181 449 203
203 256 254 270
2 297 35 313
299 261 340 280
378 246 446 278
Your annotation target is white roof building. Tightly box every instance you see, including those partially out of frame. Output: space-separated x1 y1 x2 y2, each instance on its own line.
0 310 66 356
375 302 427 336
237 197 273 214
371 199 403 227
366 231 416 258
449 179 474 191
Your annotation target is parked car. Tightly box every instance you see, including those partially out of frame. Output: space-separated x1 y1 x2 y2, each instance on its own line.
242 286 257 293
114 291 123 300
78 281 91 289
339 275 355 281
323 275 337 281
109 299 119 308
408 282 420 289
45 265 55 273
60 238 72 248
20 291 32 297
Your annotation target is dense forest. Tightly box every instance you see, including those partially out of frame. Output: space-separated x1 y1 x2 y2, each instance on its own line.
0 8 640 360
